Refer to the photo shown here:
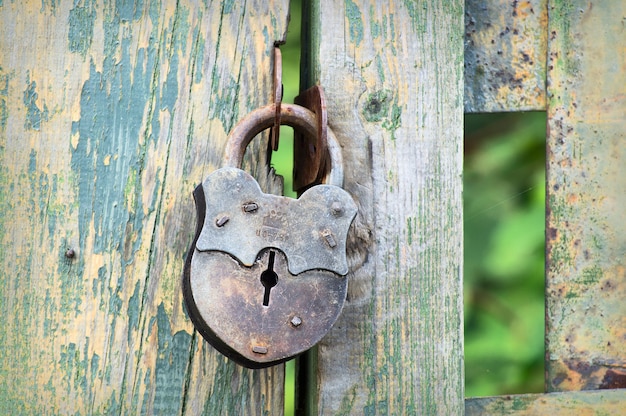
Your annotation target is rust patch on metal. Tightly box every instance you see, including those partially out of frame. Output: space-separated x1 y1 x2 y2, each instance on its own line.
551 360 626 392
464 0 548 112
599 369 626 390
270 46 282 151
293 85 328 191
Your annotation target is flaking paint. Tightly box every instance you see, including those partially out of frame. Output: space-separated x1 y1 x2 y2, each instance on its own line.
345 0 363 46
68 0 96 56
23 76 48 131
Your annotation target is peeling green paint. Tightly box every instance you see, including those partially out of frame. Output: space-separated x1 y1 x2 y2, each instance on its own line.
579 264 603 285
407 217 413 245
57 241 83 315
59 342 90 394
336 385 357 415
152 303 192 414
116 0 144 22
389 15 396 55
162 54 180 112
127 281 140 344
362 90 401 135
550 2 578 75
91 352 100 384
1 1 290 412
0 66 9 129
68 0 95 56
141 367 152 412
40 0 60 14
206 358 240 413
363 90 391 123
95 265 108 310
108 276 123 317
375 55 385 83
222 0 236 14
402 0 428 34
381 14 388 40
209 71 240 133
162 5 190 111
382 102 401 133
345 0 363 46
192 27 205 85
23 75 48 130
70 0 165 258
369 6 380 39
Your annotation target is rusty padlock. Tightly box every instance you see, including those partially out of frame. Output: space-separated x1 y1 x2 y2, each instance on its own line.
183 103 357 368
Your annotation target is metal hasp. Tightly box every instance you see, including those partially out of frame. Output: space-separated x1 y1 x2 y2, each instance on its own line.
183 103 357 368
195 167 355 275
294 85 328 191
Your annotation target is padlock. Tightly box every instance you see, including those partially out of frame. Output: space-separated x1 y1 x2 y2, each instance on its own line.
183 103 357 368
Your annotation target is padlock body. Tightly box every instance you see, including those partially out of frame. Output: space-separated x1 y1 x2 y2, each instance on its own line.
185 248 346 368
183 167 356 368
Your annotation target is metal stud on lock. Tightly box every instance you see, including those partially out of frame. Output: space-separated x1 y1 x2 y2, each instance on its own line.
183 103 357 368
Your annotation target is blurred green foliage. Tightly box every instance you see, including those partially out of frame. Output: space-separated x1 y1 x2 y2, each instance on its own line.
464 112 546 397
275 0 546 408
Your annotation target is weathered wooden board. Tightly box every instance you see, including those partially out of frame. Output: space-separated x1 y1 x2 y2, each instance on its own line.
466 389 626 415
465 0 548 113
545 1 626 392
299 1 464 414
0 1 288 414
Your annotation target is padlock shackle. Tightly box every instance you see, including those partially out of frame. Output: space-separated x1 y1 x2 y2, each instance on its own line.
223 103 344 187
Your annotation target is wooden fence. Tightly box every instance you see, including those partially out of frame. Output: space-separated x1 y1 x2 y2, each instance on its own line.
0 0 623 414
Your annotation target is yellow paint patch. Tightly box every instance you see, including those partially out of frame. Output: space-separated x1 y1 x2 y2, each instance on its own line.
71 131 80 150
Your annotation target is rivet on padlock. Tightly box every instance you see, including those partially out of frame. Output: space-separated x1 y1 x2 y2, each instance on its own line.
182 103 357 369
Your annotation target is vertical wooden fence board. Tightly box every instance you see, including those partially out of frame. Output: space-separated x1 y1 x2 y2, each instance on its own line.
465 0 548 113
0 1 288 414
301 0 464 414
546 1 626 392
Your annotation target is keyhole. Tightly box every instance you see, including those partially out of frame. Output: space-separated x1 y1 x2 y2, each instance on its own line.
260 251 278 307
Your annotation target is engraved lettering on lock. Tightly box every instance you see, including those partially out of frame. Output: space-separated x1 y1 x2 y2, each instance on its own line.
256 209 289 243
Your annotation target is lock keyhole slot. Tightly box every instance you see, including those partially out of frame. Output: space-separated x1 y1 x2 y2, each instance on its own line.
260 251 278 307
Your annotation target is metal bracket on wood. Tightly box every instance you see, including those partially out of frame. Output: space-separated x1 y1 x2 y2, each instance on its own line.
270 46 282 151
293 85 328 192
267 46 329 193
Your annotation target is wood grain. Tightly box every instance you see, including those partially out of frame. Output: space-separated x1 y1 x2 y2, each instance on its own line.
0 1 288 414
300 1 464 414
545 1 626 392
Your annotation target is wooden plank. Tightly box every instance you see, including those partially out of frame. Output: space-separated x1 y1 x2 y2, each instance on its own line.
465 0 548 113
545 2 626 392
466 389 626 415
299 1 464 414
0 1 288 414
